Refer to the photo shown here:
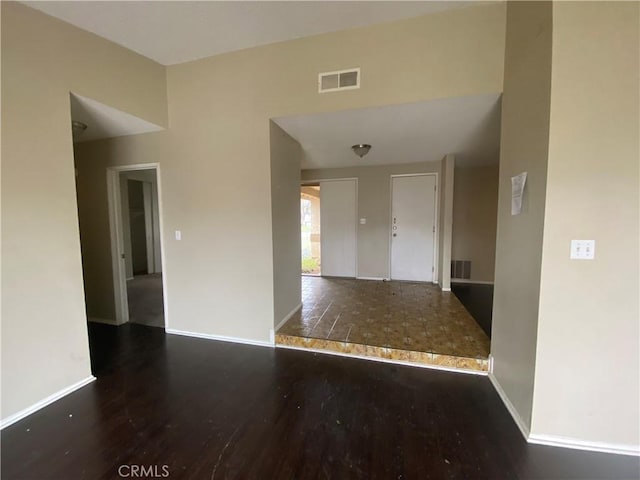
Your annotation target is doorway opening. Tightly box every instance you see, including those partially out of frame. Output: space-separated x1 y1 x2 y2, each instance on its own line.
70 93 167 374
107 165 167 329
120 171 165 328
273 98 500 372
301 184 321 276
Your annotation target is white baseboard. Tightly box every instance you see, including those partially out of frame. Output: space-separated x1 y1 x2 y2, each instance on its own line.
488 372 530 440
441 287 451 292
356 276 387 281
88 317 119 326
451 279 494 285
274 303 302 332
528 434 639 457
489 371 639 456
1 376 96 430
276 344 488 376
166 328 273 348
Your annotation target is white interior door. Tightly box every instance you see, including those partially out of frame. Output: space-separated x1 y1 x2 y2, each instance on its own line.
390 175 437 281
320 179 357 277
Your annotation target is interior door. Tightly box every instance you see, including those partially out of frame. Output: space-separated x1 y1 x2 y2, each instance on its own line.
320 179 357 277
390 175 436 281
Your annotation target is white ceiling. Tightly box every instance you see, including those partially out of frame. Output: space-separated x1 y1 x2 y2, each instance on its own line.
26 1 477 66
70 93 163 143
274 94 502 169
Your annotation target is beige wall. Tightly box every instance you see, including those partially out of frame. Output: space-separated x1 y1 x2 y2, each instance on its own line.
302 162 441 279
304 159 497 286
75 146 162 324
73 4 505 346
5 0 638 452
1 2 167 421
270 122 302 328
74 134 168 324
451 165 499 282
3 0 506 424
120 176 134 280
438 155 455 290
493 1 640 451
532 1 639 449
74 142 118 323
491 1 552 431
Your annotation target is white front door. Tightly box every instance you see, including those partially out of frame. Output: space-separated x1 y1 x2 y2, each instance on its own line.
320 179 357 277
390 175 437 281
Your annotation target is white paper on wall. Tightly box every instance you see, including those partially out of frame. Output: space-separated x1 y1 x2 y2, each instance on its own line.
511 172 527 215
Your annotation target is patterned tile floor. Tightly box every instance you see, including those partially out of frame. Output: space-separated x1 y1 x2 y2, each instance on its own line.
276 277 490 371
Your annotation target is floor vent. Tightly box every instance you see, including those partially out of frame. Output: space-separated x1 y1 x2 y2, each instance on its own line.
318 68 360 93
451 260 471 280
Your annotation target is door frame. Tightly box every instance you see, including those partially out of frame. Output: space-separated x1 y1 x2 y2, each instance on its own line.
301 178 359 278
388 173 439 283
106 163 169 327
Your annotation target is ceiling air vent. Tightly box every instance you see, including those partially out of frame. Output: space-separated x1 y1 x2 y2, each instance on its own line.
318 68 360 93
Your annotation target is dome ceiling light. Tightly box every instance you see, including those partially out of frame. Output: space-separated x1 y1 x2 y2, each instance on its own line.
351 144 371 158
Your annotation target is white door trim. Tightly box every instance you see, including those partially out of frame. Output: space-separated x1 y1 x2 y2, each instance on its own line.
388 173 439 283
106 163 169 328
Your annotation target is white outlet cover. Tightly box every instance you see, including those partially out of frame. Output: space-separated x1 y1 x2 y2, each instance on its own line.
570 239 595 260
360 218 366 224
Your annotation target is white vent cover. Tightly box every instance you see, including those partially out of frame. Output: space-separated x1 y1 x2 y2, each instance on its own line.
318 68 360 93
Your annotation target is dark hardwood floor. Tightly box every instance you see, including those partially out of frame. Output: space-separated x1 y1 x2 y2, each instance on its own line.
451 283 494 338
2 323 638 479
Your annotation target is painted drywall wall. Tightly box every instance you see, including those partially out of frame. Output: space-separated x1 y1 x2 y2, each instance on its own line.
74 143 116 323
270 122 302 329
437 154 455 290
72 3 505 344
74 136 166 325
126 180 148 274
302 162 440 279
491 1 552 432
451 165 499 282
1 2 167 421
120 176 134 279
76 161 163 324
532 1 640 450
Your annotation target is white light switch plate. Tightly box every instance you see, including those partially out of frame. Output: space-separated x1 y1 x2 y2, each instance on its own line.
570 239 595 260
175 230 182 241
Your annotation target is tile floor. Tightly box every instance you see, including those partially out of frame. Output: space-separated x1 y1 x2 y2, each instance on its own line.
276 277 490 372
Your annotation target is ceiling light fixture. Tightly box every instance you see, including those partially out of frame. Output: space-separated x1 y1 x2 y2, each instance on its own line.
72 120 87 137
351 144 371 158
